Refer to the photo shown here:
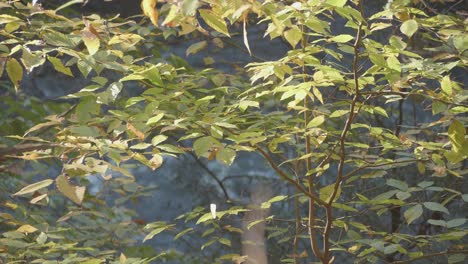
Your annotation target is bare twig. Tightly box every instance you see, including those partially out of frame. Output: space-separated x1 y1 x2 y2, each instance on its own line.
256 147 326 206
322 1 365 262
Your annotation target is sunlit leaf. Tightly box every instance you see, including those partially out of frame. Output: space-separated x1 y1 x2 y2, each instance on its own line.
48 56 73 76
284 26 302 48
261 195 287 209
329 34 353 43
199 9 230 37
82 29 100 55
13 179 54 196
17 225 38 234
141 0 159 27
400 19 418 38
307 115 325 127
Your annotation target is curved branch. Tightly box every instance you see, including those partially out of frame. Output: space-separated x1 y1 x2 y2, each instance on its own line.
256 147 326 206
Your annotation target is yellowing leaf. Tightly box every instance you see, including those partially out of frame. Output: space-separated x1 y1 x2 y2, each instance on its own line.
448 120 465 153
441 76 452 95
82 29 99 55
400 19 418 38
141 0 159 27
146 113 165 125
149 154 163 170
48 56 73 76
13 179 54 196
17 224 38 234
284 26 302 48
326 0 347 7
56 175 86 205
261 195 287 209
199 9 230 37
307 115 325 128
319 183 341 203
329 34 354 43
30 193 48 204
6 58 23 92
127 122 145 141
216 147 236 166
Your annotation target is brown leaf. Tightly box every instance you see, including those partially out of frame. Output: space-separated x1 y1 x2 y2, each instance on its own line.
127 122 145 141
83 17 101 39
141 0 158 27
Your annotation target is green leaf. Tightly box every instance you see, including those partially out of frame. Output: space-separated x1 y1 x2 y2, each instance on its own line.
448 254 465 264
186 41 207 56
400 19 418 38
146 113 165 126
181 0 199 16
389 36 406 50
219 238 231 247
151 135 168 146
326 0 347 7
48 56 73 76
427 219 446 227
21 48 45 73
307 115 325 127
174 228 193 240
441 76 452 95
386 55 401 72
193 136 218 157
196 212 214 224
423 202 449 214
373 106 388 118
6 58 23 92
201 238 217 250
404 204 422 224
432 101 447 115
329 109 349 118
261 195 287 209
462 194 468 202
319 183 341 203
238 100 259 112
143 227 170 242
329 34 354 43
56 174 86 205
386 179 408 191
216 147 236 166
284 26 302 48
43 31 81 48
446 218 466 228
199 9 230 37
13 179 54 196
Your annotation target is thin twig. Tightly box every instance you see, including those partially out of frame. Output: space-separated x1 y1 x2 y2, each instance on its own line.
256 147 326 206
322 1 365 261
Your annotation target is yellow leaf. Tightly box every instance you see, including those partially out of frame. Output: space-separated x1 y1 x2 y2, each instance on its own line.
17 224 38 234
141 0 158 27
82 29 99 55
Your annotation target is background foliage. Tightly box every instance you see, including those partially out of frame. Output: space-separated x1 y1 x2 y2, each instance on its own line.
0 0 467 263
